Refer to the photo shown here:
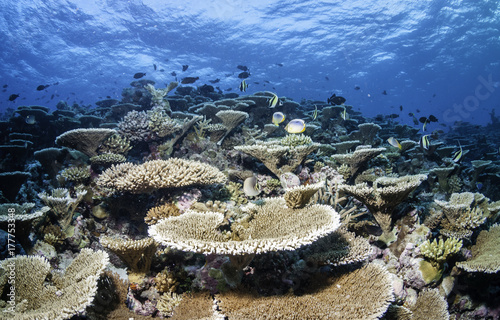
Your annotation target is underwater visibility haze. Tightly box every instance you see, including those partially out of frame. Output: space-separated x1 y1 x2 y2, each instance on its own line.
1 0 500 319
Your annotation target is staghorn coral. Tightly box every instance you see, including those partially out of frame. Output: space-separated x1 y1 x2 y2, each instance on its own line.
435 192 489 238
301 228 373 266
216 263 393 320
149 197 341 255
419 237 462 268
59 166 91 184
157 292 183 317
145 202 181 225
0 248 108 320
155 268 180 293
456 224 500 273
55 128 116 157
235 138 320 177
339 174 427 235
98 133 132 155
96 158 227 194
100 236 157 283
90 153 127 166
215 110 249 145
38 187 87 232
283 182 323 209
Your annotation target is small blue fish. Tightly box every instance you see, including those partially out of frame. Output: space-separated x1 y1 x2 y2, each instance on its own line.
476 182 483 190
285 119 306 134
239 80 248 92
268 93 282 108
272 112 285 126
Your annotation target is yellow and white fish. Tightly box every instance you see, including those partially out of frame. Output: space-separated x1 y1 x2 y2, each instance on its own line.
387 137 402 150
243 176 261 197
341 107 349 120
452 142 463 163
284 119 306 134
420 135 430 150
272 112 285 126
268 93 282 108
312 105 318 120
239 80 248 92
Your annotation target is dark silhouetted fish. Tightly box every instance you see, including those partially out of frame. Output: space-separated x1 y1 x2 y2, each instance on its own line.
153 64 157 70
276 63 283 67
9 94 19 101
399 105 403 111
419 117 428 124
237 65 248 71
226 88 232 91
238 71 250 79
53 82 59 85
382 90 387 95
159 69 164 72
182 65 189 71
2 89 6 92
171 71 177 76
264 80 270 83
181 77 199 84
327 94 346 105
354 86 360 90
2 84 7 88
36 84 50 91
107 96 111 99
428 115 438 122
209 78 220 83
50 94 54 99
416 109 420 113
133 72 146 79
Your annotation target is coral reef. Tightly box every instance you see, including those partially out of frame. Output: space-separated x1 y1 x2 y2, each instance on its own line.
55 128 116 157
38 187 87 232
96 158 227 194
456 224 500 273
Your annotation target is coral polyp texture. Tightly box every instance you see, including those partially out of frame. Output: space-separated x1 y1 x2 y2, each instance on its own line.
96 158 227 194
0 249 108 319
149 197 341 255
216 263 393 320
456 224 500 273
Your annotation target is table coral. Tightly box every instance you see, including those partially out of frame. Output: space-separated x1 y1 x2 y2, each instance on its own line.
38 187 87 232
456 224 500 273
96 158 227 194
55 128 116 157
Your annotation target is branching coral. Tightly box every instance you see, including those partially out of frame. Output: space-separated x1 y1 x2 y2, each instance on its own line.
435 192 489 238
145 203 181 225
419 238 462 267
55 128 116 157
90 153 127 166
339 174 427 236
59 166 91 184
456 224 500 273
38 187 87 232
0 249 108 319
96 158 227 194
98 133 132 155
117 110 151 142
147 105 183 137
149 197 341 255
216 263 393 320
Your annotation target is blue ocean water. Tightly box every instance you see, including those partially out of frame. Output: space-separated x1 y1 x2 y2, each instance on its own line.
0 0 499 125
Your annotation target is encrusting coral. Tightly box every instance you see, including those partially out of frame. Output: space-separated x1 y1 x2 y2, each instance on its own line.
55 128 116 157
96 158 227 194
100 236 158 283
0 248 109 320
149 197 341 255
216 263 393 320
339 174 427 236
38 187 87 232
456 224 500 273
